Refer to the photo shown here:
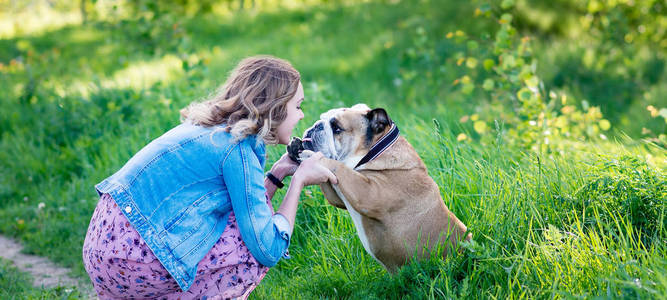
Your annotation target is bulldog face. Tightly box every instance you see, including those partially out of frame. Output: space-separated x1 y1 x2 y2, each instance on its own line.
300 104 392 168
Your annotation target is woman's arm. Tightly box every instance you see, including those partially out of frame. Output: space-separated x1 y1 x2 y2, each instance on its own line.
264 176 280 200
275 152 337 228
224 144 336 267
223 143 293 267
274 178 304 229
265 153 297 200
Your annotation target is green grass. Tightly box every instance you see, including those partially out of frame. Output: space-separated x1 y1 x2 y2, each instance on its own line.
0 258 83 299
253 122 666 299
1 0 665 298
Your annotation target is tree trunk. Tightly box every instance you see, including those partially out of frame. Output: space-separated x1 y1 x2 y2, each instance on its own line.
80 0 87 24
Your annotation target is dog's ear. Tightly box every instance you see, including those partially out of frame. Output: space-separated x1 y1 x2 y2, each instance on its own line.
366 108 391 135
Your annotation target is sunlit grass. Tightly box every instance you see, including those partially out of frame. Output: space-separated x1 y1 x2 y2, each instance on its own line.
0 0 664 298
40 48 232 99
34 54 184 98
103 54 184 90
0 2 82 39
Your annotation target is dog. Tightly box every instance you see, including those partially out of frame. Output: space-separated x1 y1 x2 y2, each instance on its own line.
288 104 470 272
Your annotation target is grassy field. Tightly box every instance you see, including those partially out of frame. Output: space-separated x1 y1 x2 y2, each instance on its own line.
1 0 665 298
0 258 83 299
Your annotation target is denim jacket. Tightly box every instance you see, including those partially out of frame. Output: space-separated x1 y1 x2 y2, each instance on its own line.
94 122 291 291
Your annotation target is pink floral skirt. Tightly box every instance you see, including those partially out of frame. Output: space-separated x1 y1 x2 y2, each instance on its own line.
82 193 269 299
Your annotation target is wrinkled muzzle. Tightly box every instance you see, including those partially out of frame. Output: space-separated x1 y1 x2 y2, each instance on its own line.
303 120 338 160
286 120 338 163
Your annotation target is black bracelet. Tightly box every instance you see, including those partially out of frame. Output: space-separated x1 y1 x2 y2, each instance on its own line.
266 172 284 189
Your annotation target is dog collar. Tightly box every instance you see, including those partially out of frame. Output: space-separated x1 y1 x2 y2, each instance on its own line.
354 123 400 169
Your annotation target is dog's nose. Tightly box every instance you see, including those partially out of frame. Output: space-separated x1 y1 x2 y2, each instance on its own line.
305 122 324 138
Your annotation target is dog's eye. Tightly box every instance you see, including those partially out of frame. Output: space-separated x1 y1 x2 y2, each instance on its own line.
330 120 343 134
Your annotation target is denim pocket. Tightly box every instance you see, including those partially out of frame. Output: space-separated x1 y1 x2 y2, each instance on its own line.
160 190 218 250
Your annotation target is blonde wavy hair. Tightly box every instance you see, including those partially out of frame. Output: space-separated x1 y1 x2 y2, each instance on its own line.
180 55 301 144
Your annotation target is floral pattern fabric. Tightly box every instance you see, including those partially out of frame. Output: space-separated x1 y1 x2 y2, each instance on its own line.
83 193 269 300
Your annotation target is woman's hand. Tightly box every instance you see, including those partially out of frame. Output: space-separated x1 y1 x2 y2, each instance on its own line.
270 153 299 180
292 152 338 188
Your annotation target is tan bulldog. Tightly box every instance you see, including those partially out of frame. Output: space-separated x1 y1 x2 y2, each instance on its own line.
288 104 471 273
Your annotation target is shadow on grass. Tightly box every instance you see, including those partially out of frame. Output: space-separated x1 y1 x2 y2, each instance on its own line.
1 0 479 107
550 52 665 121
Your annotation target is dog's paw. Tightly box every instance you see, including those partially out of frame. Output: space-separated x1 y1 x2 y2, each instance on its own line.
299 150 315 161
287 137 304 164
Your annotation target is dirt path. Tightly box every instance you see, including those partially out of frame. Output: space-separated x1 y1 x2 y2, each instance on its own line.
0 235 96 298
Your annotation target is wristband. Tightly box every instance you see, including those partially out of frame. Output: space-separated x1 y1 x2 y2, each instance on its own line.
266 172 284 189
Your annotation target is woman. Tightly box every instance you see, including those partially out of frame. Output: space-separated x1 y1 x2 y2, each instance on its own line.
82 55 337 299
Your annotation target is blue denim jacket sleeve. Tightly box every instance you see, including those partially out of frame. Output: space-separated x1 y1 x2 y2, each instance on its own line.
222 140 291 267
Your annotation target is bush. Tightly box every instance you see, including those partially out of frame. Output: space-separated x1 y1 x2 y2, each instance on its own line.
574 155 666 243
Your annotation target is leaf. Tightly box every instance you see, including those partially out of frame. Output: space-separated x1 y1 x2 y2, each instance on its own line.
467 41 479 50
524 75 539 88
16 40 33 51
501 0 515 9
466 57 478 68
483 59 495 70
474 121 487 134
659 108 667 119
587 0 602 13
482 79 495 90
554 116 568 128
583 48 595 68
517 88 532 102
500 14 513 24
462 83 475 94
599 119 611 131
502 54 516 69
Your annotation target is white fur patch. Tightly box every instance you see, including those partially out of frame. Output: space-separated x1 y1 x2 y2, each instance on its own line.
319 108 345 121
342 155 364 169
319 103 370 121
349 103 371 112
332 185 385 267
